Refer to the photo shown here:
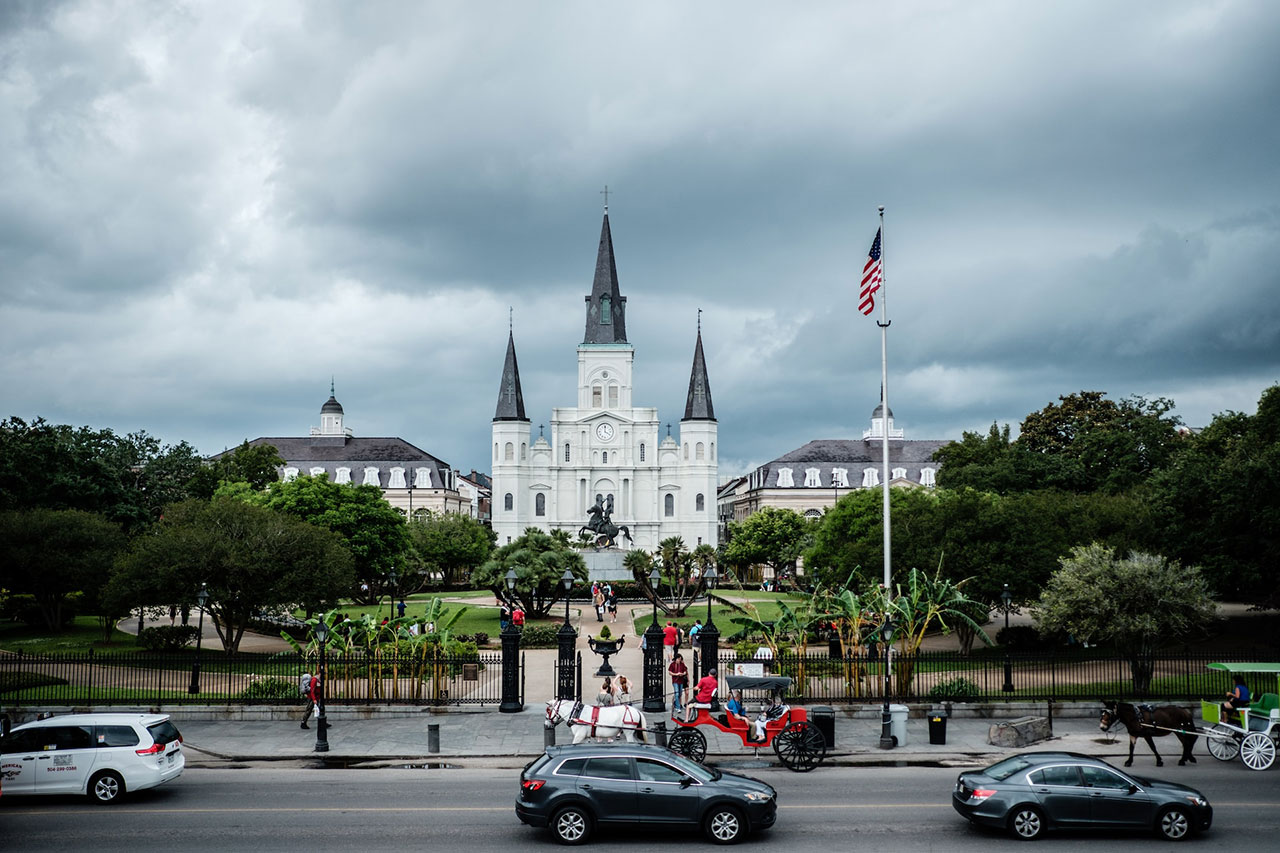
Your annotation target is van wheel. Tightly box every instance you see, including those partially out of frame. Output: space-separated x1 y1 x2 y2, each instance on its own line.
90 770 125 804
704 805 746 844
1008 805 1044 840
552 804 592 845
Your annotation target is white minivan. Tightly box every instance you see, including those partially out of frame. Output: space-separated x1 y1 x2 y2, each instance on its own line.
0 713 184 803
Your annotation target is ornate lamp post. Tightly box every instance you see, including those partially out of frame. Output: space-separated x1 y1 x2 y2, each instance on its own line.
405 468 415 522
643 566 665 712
314 620 330 753
187 583 208 694
556 569 577 700
499 568 523 712
1001 584 1015 693
878 616 897 749
697 566 720 681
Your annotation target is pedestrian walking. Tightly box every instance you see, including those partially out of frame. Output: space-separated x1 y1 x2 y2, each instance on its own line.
300 672 323 729
662 621 678 662
593 587 605 622
668 653 689 715
499 602 511 632
397 599 406 619
606 590 618 623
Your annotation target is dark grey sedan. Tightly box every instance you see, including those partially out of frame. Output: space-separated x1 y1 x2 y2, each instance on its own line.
953 751 1212 841
517 742 777 844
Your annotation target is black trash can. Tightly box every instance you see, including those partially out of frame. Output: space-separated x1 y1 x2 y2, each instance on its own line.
928 711 948 745
810 705 835 748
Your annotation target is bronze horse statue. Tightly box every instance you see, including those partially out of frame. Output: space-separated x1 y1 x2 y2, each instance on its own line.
1100 700 1198 767
580 499 632 549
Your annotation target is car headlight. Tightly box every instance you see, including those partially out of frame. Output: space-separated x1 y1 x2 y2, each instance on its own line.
1185 795 1208 808
743 791 772 802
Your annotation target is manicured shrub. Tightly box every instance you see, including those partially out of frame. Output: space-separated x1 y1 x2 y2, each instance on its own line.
137 625 200 651
927 675 983 703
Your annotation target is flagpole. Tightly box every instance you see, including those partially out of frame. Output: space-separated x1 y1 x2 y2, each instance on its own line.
877 205 891 593
877 204 895 751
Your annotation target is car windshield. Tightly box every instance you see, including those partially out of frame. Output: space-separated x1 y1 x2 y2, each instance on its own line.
661 750 719 782
982 756 1034 781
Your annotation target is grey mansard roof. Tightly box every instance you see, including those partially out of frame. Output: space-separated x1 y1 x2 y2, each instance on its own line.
754 438 947 489
582 212 628 344
222 436 453 490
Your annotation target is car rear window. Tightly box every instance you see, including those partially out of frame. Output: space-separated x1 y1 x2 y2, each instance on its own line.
1029 765 1082 786
96 725 141 748
146 720 181 747
554 757 586 776
983 756 1033 781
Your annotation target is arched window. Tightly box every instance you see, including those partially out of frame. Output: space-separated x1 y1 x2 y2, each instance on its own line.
493 443 498 461
664 494 674 517
711 442 715 459
696 442 705 460
592 385 602 407
504 442 514 461
608 385 618 407
564 442 571 462
639 442 646 462
600 294 612 323
920 467 937 487
521 442 528 461
602 451 608 463
696 493 705 511
535 493 546 516
504 493 513 511
683 443 689 460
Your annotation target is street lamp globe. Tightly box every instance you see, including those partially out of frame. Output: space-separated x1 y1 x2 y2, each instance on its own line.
561 569 574 626
648 568 661 626
703 566 718 624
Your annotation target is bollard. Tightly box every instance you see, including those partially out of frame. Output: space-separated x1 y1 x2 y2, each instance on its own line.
655 720 667 748
428 723 440 754
544 720 557 749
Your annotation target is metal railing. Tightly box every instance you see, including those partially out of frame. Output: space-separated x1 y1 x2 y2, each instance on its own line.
716 649 1275 704
0 649 508 707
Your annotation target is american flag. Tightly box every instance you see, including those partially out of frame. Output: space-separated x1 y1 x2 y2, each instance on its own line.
859 228 882 316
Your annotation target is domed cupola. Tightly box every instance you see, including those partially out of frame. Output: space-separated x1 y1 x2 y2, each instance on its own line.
319 380 345 435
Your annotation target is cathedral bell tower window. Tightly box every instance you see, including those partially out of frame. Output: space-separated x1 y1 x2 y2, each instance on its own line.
600 294 612 323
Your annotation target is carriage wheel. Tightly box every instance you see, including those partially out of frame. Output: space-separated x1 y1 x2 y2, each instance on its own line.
1205 726 1241 761
668 727 707 763
1240 732 1276 771
773 721 826 772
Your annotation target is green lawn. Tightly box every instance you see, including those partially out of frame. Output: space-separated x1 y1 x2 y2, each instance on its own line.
0 615 136 655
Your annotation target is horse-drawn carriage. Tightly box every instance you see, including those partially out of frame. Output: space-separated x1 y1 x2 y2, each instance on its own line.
666 675 828 772
1200 662 1280 771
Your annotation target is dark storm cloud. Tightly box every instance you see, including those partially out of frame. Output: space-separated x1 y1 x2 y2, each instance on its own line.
0 0 1277 477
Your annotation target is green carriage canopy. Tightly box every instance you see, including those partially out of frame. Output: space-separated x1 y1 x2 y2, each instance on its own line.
1207 662 1280 674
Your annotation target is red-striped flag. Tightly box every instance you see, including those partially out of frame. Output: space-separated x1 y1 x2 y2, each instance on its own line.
859 228 882 316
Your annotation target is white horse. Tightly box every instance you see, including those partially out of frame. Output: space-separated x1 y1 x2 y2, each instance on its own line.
546 699 648 744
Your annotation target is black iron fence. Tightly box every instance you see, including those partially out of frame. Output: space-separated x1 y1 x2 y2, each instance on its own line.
0 648 508 707
716 649 1274 704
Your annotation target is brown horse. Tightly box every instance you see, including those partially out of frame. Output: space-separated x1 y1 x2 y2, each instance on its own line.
1099 700 1198 767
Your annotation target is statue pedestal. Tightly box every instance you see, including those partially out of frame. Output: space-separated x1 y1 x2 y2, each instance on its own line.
582 550 629 582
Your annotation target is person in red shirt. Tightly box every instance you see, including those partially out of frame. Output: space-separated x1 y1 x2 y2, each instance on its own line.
512 606 525 628
662 621 678 661
685 667 719 722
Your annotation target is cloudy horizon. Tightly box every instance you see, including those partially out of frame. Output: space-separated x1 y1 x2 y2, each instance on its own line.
2 0 1277 479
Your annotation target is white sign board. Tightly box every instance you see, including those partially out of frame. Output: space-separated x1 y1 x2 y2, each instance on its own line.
732 662 765 677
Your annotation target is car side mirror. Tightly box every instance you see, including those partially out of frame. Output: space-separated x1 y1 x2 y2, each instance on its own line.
680 776 694 788
1128 784 1139 795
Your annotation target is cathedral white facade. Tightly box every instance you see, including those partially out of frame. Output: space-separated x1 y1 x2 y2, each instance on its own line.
490 210 719 552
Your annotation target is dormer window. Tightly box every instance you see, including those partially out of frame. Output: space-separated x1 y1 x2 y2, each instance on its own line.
861 467 879 488
776 467 794 488
363 467 381 486
283 467 299 481
803 467 821 487
920 467 937 487
831 468 849 488
892 467 907 481
334 467 351 485
309 467 326 478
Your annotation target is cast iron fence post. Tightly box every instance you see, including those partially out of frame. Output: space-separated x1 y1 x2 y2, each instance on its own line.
643 620 666 713
499 621 523 712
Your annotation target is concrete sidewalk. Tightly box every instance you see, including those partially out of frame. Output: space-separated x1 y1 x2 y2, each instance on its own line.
170 707 1137 769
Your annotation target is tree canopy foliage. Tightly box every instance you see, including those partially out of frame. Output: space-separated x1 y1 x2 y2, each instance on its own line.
406 510 495 588
473 527 587 618
109 498 354 652
722 507 813 579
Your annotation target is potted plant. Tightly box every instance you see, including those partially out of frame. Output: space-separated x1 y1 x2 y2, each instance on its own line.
587 624 625 676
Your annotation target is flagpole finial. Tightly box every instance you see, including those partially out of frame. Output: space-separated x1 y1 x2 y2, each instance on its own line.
878 205 884 213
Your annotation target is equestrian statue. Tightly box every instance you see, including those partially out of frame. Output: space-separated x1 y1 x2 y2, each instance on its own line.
579 495 632 549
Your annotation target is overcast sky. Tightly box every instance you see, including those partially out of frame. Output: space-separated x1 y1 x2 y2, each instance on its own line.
3 0 1278 478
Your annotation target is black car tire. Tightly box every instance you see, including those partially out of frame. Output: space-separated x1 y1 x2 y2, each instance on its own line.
1008 805 1044 840
704 804 746 844
1156 805 1192 841
551 804 593 845
90 770 125 804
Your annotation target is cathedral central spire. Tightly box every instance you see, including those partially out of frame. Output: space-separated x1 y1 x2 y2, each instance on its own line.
583 211 628 344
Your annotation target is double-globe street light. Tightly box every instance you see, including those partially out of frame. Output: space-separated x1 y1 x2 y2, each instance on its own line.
187 583 208 695
1001 584 1015 693
314 619 330 753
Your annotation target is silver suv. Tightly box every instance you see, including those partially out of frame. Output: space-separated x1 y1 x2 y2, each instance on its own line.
0 713 184 803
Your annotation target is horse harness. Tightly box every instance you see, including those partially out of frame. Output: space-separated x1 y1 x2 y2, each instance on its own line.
563 699 641 738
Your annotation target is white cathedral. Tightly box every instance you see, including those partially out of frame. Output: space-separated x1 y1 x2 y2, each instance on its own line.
490 209 719 552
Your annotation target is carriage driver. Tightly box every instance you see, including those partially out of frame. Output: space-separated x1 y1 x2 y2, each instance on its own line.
1224 674 1251 721
684 668 720 722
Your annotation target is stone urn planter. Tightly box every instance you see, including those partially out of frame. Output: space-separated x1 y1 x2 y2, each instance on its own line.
587 627 625 677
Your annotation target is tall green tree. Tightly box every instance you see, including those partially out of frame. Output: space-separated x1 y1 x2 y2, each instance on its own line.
406 510 495 588
226 474 409 604
722 507 813 583
1035 543 1215 691
109 498 354 652
188 441 285 498
473 527 587 618
0 508 126 631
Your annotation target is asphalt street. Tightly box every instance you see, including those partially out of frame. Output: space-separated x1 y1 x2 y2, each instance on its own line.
3 762 1279 852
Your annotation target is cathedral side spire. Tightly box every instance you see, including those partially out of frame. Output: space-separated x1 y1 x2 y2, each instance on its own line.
583 210 627 344
493 331 528 421
682 321 715 421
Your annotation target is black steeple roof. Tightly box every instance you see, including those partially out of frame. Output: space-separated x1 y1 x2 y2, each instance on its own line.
583 212 627 344
493 331 528 422
682 326 715 421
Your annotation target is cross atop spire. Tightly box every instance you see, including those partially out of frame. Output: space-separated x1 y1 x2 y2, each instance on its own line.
682 317 716 422
493 330 528 422
583 208 628 344
600 184 611 212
